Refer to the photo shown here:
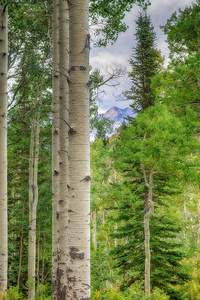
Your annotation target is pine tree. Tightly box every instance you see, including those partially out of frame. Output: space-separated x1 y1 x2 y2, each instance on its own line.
109 104 199 296
124 12 160 113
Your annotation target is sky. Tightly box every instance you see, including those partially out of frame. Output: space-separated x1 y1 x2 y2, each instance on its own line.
90 0 196 113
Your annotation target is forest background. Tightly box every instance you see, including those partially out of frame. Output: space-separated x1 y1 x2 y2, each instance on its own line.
2 0 200 299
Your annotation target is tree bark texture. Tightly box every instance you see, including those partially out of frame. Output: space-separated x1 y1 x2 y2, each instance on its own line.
92 210 97 250
57 0 69 298
28 116 36 300
0 5 8 294
52 0 60 298
144 172 154 296
68 0 90 298
28 86 42 300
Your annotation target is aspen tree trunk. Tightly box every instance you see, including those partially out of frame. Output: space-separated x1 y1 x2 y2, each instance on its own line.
37 227 40 291
52 0 60 297
92 210 97 250
143 172 154 296
28 116 36 300
28 86 42 300
41 233 45 285
56 0 69 298
0 5 8 295
68 0 90 298
114 172 117 247
18 199 25 287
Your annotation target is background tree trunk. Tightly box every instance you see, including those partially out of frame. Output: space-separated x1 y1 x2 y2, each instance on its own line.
0 4 8 295
92 210 97 250
144 172 154 295
56 0 69 298
52 0 60 298
28 115 36 300
68 0 90 298
28 85 42 300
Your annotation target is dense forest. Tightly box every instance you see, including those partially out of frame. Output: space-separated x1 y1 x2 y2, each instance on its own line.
0 0 200 299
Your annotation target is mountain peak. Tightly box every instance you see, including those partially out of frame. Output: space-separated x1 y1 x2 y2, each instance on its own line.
90 106 135 141
103 106 134 121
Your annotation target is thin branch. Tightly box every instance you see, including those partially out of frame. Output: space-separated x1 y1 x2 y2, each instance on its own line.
8 131 26 146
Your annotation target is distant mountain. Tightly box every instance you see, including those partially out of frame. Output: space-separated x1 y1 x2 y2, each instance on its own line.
103 105 134 124
90 106 135 141
102 106 135 133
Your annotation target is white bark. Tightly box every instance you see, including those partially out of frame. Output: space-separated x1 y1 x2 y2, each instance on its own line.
28 85 42 300
28 116 36 300
37 227 40 291
57 0 69 298
68 0 90 298
92 210 97 250
52 0 60 297
0 5 8 294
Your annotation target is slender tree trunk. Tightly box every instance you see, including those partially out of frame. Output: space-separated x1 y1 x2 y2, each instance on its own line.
18 160 26 288
56 0 69 298
143 172 154 296
92 210 97 250
114 172 118 247
28 85 42 300
37 226 40 292
28 116 36 300
0 5 8 295
68 0 90 298
18 197 25 288
52 0 60 298
41 233 45 285
102 211 106 224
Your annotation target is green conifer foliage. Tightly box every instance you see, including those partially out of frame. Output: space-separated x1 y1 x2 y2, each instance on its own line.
124 12 161 113
89 0 151 46
109 104 199 295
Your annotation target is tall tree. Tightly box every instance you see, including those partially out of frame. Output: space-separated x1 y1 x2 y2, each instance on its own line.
154 2 200 112
110 103 199 296
52 0 59 298
28 82 44 300
124 12 160 113
0 4 8 295
68 0 90 298
55 0 70 298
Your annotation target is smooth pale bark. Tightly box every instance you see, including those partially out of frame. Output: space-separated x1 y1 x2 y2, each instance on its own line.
28 116 36 300
28 85 42 300
0 5 8 295
143 171 154 296
68 0 90 298
92 210 97 250
114 173 117 247
41 233 45 285
57 0 69 298
17 198 25 287
52 0 60 297
37 227 40 291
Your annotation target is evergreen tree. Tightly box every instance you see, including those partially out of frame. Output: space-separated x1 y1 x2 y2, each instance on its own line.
109 103 199 297
124 12 161 113
89 0 150 46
